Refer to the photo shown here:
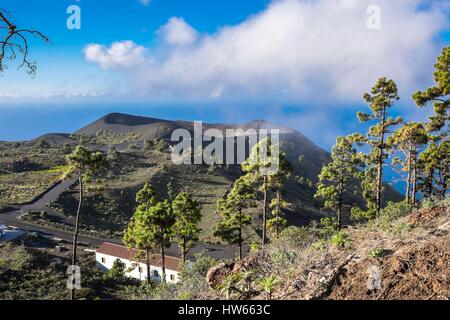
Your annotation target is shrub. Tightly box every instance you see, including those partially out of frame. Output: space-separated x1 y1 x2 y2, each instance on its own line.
380 201 412 222
0 244 32 271
387 222 412 235
319 217 338 239
144 139 154 150
330 231 349 248
311 239 327 251
257 275 280 300
351 207 376 221
108 259 126 278
421 196 443 210
180 254 217 279
249 242 261 253
156 139 168 152
269 249 297 271
278 226 316 246
369 247 384 258
39 211 47 219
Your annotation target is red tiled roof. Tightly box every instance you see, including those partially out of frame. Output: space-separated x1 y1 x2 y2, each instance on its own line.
96 242 182 272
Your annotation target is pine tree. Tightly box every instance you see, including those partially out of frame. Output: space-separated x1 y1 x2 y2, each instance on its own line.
124 183 158 284
417 141 449 199
266 151 292 237
147 199 176 285
124 183 176 285
357 77 401 217
172 191 202 263
413 46 450 200
109 259 126 278
389 122 428 205
315 134 365 230
413 46 450 137
241 138 280 247
66 145 108 300
213 176 253 259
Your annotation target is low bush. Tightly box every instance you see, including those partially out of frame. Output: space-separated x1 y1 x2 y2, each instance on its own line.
330 231 349 248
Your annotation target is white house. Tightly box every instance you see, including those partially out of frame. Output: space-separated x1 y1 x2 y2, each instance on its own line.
95 242 181 283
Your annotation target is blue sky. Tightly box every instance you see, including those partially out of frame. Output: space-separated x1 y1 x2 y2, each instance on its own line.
0 0 449 149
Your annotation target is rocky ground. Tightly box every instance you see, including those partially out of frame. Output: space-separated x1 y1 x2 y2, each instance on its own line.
206 200 449 300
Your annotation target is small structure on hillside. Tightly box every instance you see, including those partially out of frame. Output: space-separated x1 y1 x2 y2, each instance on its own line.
1 156 30 172
95 242 181 283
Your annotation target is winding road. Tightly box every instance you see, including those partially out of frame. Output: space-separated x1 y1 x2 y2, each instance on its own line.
0 178 236 259
0 177 103 242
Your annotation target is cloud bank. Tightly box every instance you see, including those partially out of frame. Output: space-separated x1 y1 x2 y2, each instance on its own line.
84 41 146 69
84 0 448 103
158 17 198 46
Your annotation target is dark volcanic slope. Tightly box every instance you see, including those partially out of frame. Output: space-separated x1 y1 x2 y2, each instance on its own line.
30 133 77 146
75 113 183 140
75 112 330 180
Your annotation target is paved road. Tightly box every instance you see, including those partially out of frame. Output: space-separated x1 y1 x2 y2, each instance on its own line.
0 211 120 246
1 177 116 246
0 177 237 260
19 177 78 222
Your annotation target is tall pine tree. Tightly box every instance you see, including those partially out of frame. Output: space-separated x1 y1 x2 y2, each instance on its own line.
413 46 449 200
214 176 253 259
124 183 158 284
389 122 428 205
413 46 450 137
357 77 401 217
66 146 108 300
315 134 365 230
172 191 202 263
124 183 176 285
266 151 292 237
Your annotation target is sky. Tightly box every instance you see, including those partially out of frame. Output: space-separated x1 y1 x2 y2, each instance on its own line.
0 0 449 149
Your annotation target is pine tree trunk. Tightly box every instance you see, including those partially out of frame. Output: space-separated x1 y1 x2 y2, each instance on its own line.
412 154 417 206
405 151 412 204
262 175 267 247
71 175 83 301
376 107 387 217
161 243 166 285
146 248 151 283
182 237 186 264
337 179 343 231
238 226 243 260
275 189 281 236
439 168 447 200
442 174 448 200
427 172 433 198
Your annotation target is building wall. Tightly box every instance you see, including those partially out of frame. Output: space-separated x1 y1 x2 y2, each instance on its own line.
95 252 179 283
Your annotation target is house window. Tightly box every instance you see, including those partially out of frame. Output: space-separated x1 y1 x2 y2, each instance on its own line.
170 274 175 281
101 257 106 263
153 270 159 277
138 267 143 273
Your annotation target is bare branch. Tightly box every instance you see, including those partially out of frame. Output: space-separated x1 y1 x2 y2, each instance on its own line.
0 8 49 76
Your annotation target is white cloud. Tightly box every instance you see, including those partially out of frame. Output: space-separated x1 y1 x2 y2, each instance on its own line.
158 17 198 45
84 41 146 69
138 0 151 6
85 0 448 103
